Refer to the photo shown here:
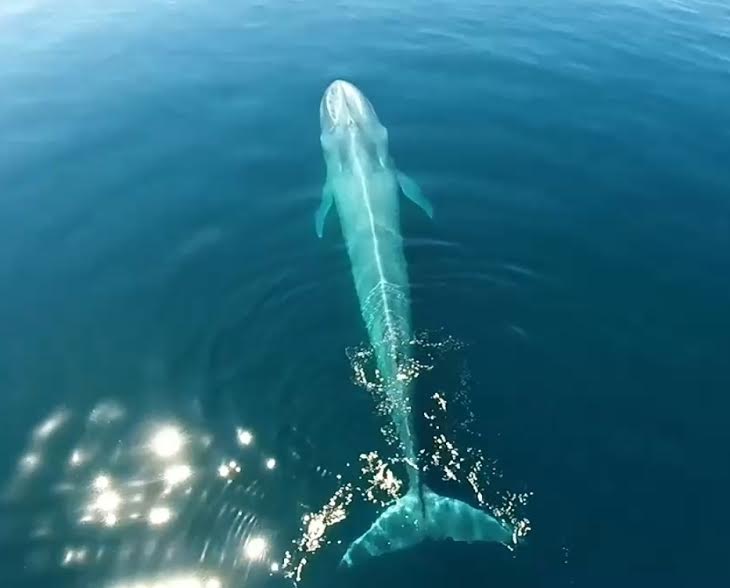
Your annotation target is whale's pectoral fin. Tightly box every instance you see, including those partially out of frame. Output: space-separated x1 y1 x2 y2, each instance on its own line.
341 486 512 567
397 172 433 219
314 183 334 238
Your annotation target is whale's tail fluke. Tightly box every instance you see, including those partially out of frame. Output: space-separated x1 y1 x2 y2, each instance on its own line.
341 485 512 567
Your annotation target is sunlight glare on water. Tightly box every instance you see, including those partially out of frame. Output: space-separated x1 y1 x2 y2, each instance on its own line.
3 330 528 587
244 536 268 560
149 426 186 460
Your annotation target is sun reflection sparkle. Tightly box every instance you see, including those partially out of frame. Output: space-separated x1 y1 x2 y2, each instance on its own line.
243 536 268 560
110 573 223 588
93 474 111 491
148 506 172 526
69 449 85 467
236 428 253 446
8 331 528 588
150 426 185 459
94 489 121 512
61 547 87 567
163 464 192 487
33 408 70 441
19 452 40 473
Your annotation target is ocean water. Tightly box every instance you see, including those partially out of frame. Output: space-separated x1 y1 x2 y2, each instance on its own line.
1 0 729 586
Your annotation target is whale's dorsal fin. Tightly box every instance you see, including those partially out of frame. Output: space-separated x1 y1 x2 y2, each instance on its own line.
315 182 334 238
397 171 434 219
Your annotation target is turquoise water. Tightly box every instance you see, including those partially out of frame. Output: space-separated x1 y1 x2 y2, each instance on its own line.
1 1 729 586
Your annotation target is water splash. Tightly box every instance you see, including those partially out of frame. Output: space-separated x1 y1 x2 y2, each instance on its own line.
281 331 531 584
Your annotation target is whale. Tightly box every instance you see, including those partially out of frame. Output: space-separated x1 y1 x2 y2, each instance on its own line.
315 80 512 566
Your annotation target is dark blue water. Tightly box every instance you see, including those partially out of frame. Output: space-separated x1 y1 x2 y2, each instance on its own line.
1 1 729 586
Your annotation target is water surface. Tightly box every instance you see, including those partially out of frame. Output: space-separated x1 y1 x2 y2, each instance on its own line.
1 1 729 587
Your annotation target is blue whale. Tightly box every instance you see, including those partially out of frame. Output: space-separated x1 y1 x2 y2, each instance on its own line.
315 80 511 566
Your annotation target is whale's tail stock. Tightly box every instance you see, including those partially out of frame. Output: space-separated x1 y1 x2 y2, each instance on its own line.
341 485 512 567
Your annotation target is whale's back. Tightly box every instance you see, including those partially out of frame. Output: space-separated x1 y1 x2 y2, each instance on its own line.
331 165 412 371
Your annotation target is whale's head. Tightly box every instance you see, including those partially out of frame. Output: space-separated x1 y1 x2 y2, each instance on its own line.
320 80 389 165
